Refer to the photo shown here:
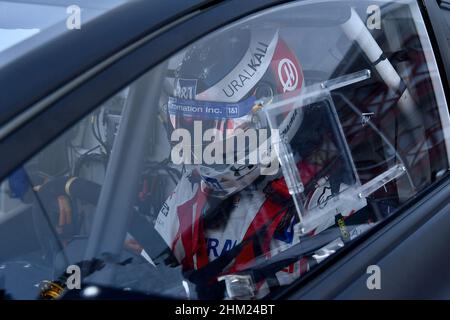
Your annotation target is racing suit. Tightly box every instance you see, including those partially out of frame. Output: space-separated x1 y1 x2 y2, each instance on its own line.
154 161 331 290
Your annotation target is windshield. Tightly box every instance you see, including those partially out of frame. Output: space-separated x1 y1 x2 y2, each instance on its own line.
0 0 449 300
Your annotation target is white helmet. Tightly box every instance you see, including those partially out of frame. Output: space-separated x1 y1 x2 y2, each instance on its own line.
165 27 304 197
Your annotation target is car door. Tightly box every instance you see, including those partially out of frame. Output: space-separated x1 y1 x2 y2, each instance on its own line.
0 0 449 300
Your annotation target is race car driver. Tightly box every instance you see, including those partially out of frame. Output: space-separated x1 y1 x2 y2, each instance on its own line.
152 26 369 297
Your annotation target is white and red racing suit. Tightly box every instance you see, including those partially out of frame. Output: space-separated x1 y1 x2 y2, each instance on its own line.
154 160 368 291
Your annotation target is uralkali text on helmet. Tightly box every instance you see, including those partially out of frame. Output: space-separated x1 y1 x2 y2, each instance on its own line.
198 31 279 102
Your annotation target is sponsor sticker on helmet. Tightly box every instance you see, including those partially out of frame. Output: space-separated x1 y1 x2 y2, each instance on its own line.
175 78 197 99
167 96 256 119
278 58 299 92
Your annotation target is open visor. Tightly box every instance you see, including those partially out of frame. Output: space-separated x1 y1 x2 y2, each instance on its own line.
167 95 271 165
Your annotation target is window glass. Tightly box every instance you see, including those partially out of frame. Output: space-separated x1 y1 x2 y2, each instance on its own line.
0 0 449 300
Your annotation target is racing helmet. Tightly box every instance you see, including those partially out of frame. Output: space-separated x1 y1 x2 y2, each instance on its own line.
164 27 304 197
